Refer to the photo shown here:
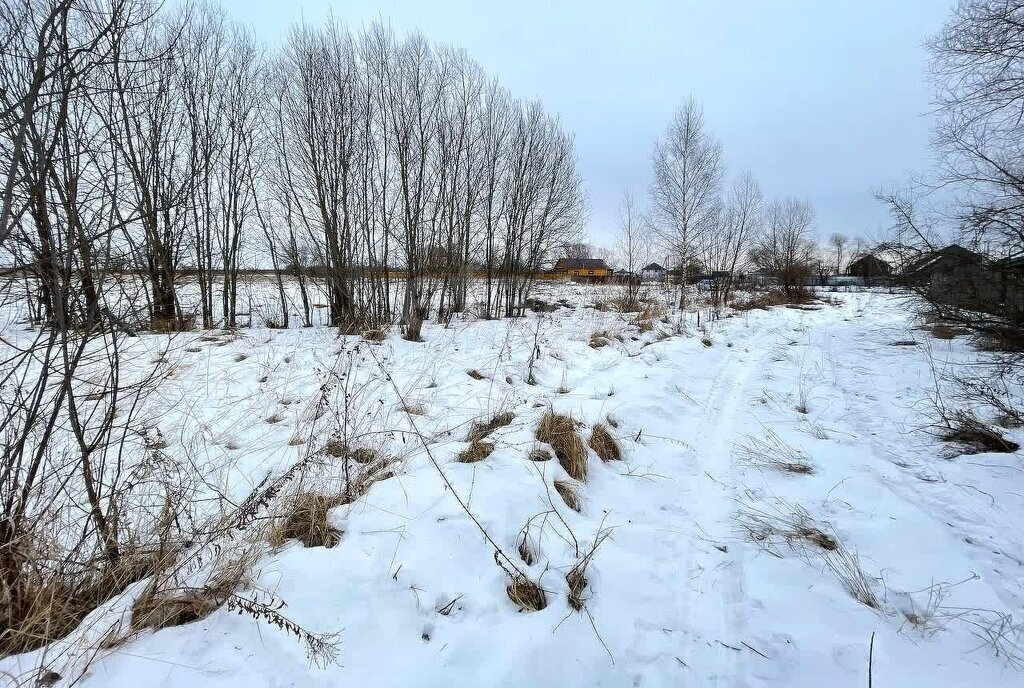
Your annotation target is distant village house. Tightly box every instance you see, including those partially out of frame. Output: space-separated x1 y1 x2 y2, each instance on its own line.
553 258 612 284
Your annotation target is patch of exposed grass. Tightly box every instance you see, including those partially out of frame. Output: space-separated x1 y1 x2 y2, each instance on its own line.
506 575 547 612
269 492 345 548
1 550 162 656
457 441 494 463
467 411 514 443
566 567 587 611
131 555 251 633
554 479 582 512
536 411 588 481
589 423 622 461
940 410 1020 454
528 447 553 462
735 430 815 475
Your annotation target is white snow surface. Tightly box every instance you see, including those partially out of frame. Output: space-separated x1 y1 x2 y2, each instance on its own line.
4 289 1023 687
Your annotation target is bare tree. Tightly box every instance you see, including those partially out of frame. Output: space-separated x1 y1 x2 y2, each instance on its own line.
751 199 818 297
829 232 849 275
701 171 763 306
649 97 723 307
614 191 649 310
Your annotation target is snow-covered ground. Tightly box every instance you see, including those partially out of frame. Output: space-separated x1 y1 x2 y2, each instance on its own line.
4 289 1022 687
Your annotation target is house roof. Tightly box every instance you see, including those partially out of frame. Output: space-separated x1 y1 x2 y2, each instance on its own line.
554 258 610 269
905 244 984 275
848 254 891 268
642 262 665 271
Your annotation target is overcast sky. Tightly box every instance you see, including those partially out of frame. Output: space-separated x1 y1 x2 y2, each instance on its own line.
222 0 954 246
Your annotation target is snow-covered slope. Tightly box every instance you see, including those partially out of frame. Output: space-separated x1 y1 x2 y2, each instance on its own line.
4 290 1022 687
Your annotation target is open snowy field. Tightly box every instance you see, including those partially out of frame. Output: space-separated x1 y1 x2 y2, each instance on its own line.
3 288 1022 687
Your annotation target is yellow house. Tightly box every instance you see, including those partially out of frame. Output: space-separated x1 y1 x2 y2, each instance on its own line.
553 258 613 284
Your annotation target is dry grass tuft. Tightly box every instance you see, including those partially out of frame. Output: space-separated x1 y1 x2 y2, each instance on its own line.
528 447 553 462
940 410 1020 454
566 567 588 611
589 423 622 461
536 411 588 481
739 502 837 554
731 289 814 311
1 550 162 656
403 401 427 416
322 440 378 464
735 430 815 475
269 492 345 548
131 555 250 633
517 531 536 565
553 479 582 512
349 447 378 464
506 575 547 612
589 330 621 348
824 543 882 610
457 441 495 463
361 328 387 342
467 411 514 443
928 323 961 340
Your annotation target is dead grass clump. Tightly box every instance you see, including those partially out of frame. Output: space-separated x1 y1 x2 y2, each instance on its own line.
940 410 1020 454
589 330 621 348
517 530 536 565
824 543 882 610
731 289 816 312
131 556 249 633
536 411 588 481
553 479 582 512
589 423 622 461
467 369 486 380
457 441 494 463
739 502 881 609
634 302 668 332
735 430 815 475
467 411 514 443
350 447 377 464
1 551 161 656
928 323 962 340
269 493 345 548
506 575 547 611
739 502 837 554
150 315 196 332
791 524 838 551
323 438 347 457
566 567 587 611
528 447 553 462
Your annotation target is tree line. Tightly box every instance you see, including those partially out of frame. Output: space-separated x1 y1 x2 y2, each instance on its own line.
610 97 821 310
0 0 585 339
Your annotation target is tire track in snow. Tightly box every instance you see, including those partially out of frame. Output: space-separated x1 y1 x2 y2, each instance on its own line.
685 339 766 686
